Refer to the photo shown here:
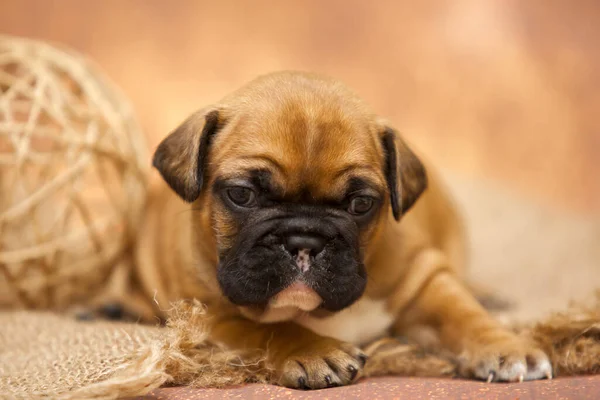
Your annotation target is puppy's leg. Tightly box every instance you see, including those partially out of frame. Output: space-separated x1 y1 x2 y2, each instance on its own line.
393 249 552 382
210 313 367 389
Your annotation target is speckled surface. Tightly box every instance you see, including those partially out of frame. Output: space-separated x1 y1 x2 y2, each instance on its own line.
137 376 600 399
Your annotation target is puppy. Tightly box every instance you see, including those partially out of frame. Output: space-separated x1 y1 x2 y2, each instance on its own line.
136 71 552 389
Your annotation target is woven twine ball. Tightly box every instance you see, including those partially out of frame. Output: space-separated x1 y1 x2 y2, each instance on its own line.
0 35 149 310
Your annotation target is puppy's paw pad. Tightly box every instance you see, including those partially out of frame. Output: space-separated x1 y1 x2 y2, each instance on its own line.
460 340 552 382
277 342 367 389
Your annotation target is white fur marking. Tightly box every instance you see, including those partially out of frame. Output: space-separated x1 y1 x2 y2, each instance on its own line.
296 297 394 346
295 248 311 272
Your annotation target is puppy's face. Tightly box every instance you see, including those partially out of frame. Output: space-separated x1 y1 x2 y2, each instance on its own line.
153 72 427 317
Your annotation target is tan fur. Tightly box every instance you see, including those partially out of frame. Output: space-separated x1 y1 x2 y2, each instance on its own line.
134 71 551 388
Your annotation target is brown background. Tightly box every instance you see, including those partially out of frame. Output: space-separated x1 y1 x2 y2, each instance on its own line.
2 0 599 213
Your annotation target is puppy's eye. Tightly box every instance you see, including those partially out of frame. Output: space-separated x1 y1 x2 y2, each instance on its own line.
227 187 257 207
348 196 374 215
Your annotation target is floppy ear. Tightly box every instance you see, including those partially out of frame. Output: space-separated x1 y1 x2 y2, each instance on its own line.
381 127 428 220
152 109 223 202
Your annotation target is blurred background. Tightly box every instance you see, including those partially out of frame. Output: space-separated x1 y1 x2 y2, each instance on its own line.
2 0 598 214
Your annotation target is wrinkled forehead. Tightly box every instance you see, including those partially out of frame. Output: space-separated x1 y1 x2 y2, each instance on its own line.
211 99 385 198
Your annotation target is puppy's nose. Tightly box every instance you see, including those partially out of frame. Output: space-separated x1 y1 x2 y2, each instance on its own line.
284 234 326 256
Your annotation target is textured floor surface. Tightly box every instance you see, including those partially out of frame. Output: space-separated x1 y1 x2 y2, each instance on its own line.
138 376 600 400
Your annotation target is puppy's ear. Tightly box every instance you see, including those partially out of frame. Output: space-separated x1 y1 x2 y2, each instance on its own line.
381 127 428 220
152 109 223 202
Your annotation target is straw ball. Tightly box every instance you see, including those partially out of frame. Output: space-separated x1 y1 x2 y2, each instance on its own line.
0 35 149 310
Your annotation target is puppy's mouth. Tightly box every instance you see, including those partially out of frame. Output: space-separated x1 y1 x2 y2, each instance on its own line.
268 249 322 310
269 281 322 310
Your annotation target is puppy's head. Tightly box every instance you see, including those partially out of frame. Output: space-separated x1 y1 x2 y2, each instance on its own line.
153 72 427 319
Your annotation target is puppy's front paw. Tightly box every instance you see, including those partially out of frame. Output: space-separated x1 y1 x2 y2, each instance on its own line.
459 336 552 382
275 339 367 389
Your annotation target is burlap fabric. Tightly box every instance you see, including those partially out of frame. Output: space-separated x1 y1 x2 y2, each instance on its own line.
0 311 163 399
1 175 599 399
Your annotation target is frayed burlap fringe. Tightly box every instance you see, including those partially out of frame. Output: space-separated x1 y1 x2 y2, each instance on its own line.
527 295 600 377
2 297 600 399
62 305 273 400
362 294 600 380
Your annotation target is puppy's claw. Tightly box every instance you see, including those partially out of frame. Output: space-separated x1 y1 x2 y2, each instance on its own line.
101 302 124 320
487 372 495 383
297 376 308 390
518 374 524 383
75 310 95 321
358 353 368 367
348 365 358 381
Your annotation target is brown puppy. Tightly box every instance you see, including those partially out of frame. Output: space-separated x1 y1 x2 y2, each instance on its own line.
137 71 551 389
